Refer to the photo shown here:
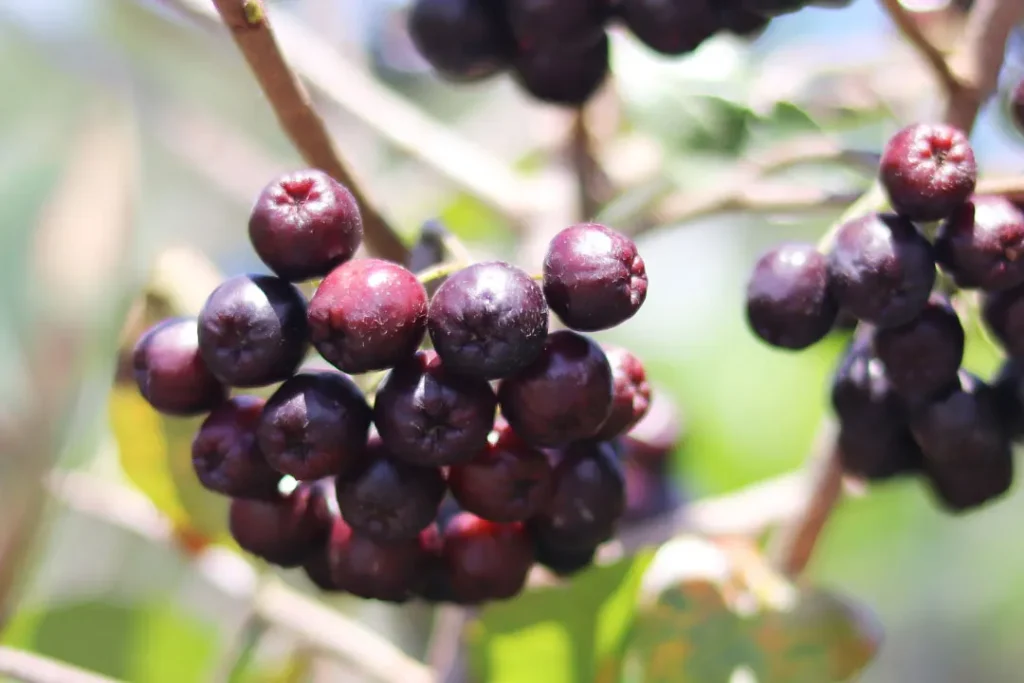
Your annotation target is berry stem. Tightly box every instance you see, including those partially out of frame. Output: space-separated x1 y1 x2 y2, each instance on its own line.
416 260 467 285
0 645 122 683
568 109 614 221
879 0 961 96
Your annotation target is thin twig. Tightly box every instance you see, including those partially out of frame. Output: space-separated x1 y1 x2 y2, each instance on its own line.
0 646 122 683
879 0 961 95
205 0 407 262
425 606 472 683
568 110 614 221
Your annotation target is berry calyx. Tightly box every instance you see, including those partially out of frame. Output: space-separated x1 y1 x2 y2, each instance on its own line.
935 195 1024 291
873 294 964 399
132 317 227 416
228 481 333 567
592 346 652 440
408 0 514 82
191 396 282 499
442 512 535 603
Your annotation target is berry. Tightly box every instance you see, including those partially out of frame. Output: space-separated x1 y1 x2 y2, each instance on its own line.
879 123 977 222
303 548 339 591
191 396 282 499
741 0 805 15
335 438 446 541
618 389 684 466
407 220 448 277
717 7 771 37
248 169 363 282
983 282 1024 356
506 0 605 46
132 317 227 416
228 482 333 567
745 243 837 350
592 347 652 440
498 331 614 447
992 358 1024 439
617 0 718 56
257 372 372 481
326 518 430 602
935 195 1024 291
531 440 626 548
826 213 936 327
408 0 514 81
197 274 309 388
1008 77 1024 136
531 530 596 577
427 261 548 380
622 458 682 523
448 420 553 522
513 32 610 106
308 259 428 374
873 294 964 398
543 223 648 332
442 513 535 603
374 351 497 466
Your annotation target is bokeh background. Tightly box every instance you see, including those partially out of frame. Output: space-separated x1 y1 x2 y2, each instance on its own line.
3 1 1024 681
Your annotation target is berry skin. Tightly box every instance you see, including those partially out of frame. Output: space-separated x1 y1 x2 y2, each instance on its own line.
228 481 333 567
257 372 372 481
327 517 431 602
1008 77 1024 137
531 530 596 577
826 213 936 328
513 33 609 107
308 259 428 374
498 331 614 447
531 440 626 548
622 457 682 523
745 243 838 350
506 0 606 46
984 282 1024 357
248 169 363 282
741 0 805 15
132 317 227 416
992 358 1024 439
427 261 548 380
935 195 1024 291
717 8 771 37
879 123 977 222
543 223 648 332
617 0 718 56
335 438 446 541
191 396 282 499
873 294 964 399
442 513 535 603
408 0 514 81
197 274 309 388
374 351 497 466
618 389 684 466
592 346 652 440
448 420 553 522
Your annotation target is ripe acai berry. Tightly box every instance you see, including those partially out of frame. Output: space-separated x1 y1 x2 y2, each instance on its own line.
592 346 652 440
191 396 282 499
935 195 1024 291
408 0 514 82
983 281 1024 357
617 0 718 56
228 481 333 567
513 33 610 107
506 0 606 46
326 517 432 602
132 317 227 416
442 512 535 603
873 294 964 399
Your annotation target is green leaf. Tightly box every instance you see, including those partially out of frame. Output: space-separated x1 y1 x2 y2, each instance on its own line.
468 551 654 683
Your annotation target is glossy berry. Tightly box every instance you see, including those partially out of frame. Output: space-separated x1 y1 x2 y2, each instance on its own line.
935 195 1024 291
617 0 718 56
498 330 614 447
327 518 430 602
408 0 514 81
746 243 838 350
443 513 535 603
513 33 609 106
531 440 626 548
618 389 684 466
192 396 282 499
531 530 596 577
428 261 548 380
592 346 652 440
873 294 964 398
1008 77 1024 137
448 420 553 522
197 274 309 388
543 223 648 332
308 259 428 374
983 282 1024 356
228 482 333 567
248 169 363 282
335 439 446 541
826 213 935 327
132 317 227 416
257 372 372 480
506 0 605 46
879 123 977 222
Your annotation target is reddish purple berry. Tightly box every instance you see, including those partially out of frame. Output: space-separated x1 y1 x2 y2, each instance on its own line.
879 123 977 222
308 259 428 374
408 0 514 82
442 513 535 603
592 346 652 440
873 294 964 398
543 223 648 332
327 517 431 602
983 282 1024 356
618 0 718 55
935 195 1024 291
228 481 333 567
132 317 226 416
191 396 282 499
513 32 610 106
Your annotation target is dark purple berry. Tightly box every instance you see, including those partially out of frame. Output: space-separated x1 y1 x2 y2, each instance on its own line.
443 513 535 603
618 389 684 466
717 5 771 36
826 213 936 327
506 0 606 46
407 220 448 278
746 243 837 350
248 169 363 282
873 294 964 398
257 372 372 480
335 438 446 541
427 261 548 380
984 281 1024 357
228 481 333 567
617 0 718 55
622 457 682 523
408 0 514 81
133 317 227 416
935 195 1024 291
992 358 1024 439
308 259 428 374
543 223 648 332
592 346 652 440
192 396 282 499
448 420 553 522
531 530 596 577
740 0 804 16
1008 77 1024 137
327 518 430 602
498 331 614 447
197 274 309 388
879 123 977 222
513 32 610 106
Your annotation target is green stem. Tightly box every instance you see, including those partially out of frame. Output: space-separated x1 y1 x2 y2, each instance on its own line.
224 615 269 683
416 261 464 285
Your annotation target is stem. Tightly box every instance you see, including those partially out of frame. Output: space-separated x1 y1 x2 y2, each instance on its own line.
568 110 613 221
879 0 961 95
0 646 122 683
222 615 269 683
417 261 465 286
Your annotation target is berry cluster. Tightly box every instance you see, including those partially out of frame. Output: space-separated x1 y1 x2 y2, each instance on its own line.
746 122 1024 513
132 168 667 603
407 0 853 107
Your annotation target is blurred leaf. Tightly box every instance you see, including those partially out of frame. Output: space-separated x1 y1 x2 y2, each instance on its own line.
468 551 654 683
744 102 821 150
131 600 221 683
437 193 514 252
